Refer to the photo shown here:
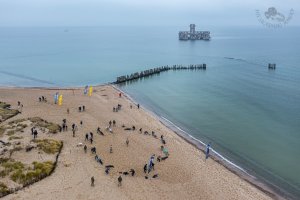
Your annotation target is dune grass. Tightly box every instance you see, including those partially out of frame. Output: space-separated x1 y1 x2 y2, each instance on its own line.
0 182 10 196
0 126 5 137
6 130 15 136
0 158 55 185
34 139 62 154
0 102 19 122
8 136 23 141
29 117 60 133
0 160 25 179
10 161 54 185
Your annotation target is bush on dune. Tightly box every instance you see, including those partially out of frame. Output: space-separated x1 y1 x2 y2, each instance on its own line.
34 139 62 154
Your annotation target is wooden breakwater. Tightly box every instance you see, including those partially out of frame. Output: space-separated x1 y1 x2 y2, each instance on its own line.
114 64 207 84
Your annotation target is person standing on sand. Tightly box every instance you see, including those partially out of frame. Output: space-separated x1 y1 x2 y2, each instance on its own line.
137 104 140 109
33 130 38 139
126 138 129 147
85 133 89 141
143 164 147 173
91 176 95 186
206 143 211 160
110 145 113 153
118 176 122 186
84 145 87 153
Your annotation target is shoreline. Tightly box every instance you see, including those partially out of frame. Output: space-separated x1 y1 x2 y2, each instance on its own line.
0 84 291 199
112 84 290 200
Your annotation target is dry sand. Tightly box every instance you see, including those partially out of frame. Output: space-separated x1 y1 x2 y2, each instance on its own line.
0 85 276 200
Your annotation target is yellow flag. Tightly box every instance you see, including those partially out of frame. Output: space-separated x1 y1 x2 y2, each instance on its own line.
58 95 63 106
89 86 93 96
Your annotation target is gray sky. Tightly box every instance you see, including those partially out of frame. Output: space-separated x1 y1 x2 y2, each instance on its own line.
0 0 298 26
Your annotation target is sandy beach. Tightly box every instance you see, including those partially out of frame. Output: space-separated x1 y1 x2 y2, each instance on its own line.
0 85 278 200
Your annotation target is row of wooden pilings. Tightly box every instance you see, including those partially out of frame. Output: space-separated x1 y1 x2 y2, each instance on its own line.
115 64 207 84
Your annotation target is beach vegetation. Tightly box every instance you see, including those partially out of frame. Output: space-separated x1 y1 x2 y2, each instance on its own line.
33 139 62 154
0 126 5 137
10 161 54 185
16 123 27 132
29 117 60 133
8 136 23 140
0 182 10 196
0 102 19 122
6 130 15 136
8 118 26 125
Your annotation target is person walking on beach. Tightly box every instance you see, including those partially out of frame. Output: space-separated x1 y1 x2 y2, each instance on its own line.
143 164 147 173
137 104 140 109
129 169 135 176
110 145 113 153
206 143 211 160
126 138 129 147
118 176 122 187
33 130 38 139
85 133 89 141
84 145 87 153
91 176 95 186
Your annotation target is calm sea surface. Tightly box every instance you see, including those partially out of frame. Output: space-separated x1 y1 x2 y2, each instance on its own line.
0 26 299 198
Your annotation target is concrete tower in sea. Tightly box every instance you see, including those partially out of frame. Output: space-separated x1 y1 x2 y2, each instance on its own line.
179 24 210 40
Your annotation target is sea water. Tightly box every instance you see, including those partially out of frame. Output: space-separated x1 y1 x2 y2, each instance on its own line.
0 26 299 198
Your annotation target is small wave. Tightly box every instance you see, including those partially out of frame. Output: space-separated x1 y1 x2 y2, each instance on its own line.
223 56 264 67
160 116 248 174
0 70 55 85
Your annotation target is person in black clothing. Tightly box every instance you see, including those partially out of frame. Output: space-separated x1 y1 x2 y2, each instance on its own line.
129 169 135 176
91 176 95 186
118 176 122 186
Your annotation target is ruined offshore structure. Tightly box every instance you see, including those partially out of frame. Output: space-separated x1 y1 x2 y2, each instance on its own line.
179 24 210 40
268 63 276 70
115 64 207 84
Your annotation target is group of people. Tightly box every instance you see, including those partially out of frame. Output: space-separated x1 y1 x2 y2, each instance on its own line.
113 104 122 112
85 132 94 144
78 105 86 112
38 96 47 102
31 127 38 139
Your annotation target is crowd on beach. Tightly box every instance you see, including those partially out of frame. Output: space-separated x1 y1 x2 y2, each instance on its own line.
17 88 211 189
